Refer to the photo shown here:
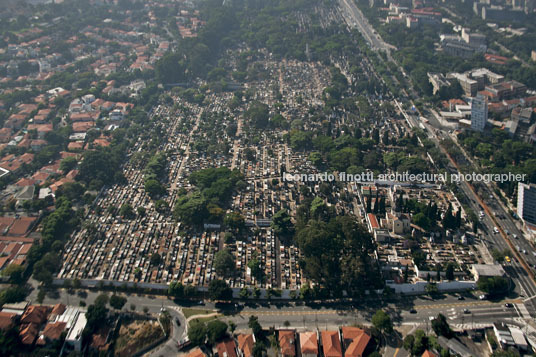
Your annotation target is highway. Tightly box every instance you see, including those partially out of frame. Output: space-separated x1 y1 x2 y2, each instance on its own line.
413 117 536 318
30 286 522 331
338 0 394 54
336 0 536 321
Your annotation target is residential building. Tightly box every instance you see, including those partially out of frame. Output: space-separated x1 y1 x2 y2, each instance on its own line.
518 182 536 225
321 331 342 357
471 94 488 131
299 332 318 357
188 348 206 357
279 330 297 357
341 327 371 357
217 339 238 357
482 6 524 21
237 334 255 357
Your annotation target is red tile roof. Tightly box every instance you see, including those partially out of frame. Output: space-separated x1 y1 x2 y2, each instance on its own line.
238 334 254 357
8 217 37 236
19 323 39 345
0 311 16 331
321 331 342 357
279 330 296 356
187 347 206 357
42 321 67 341
367 213 380 230
299 332 318 355
217 339 237 357
20 305 50 325
342 327 370 357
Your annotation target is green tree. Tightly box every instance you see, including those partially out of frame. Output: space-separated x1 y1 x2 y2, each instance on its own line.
188 320 207 346
252 341 266 357
208 279 233 300
477 276 509 296
109 295 127 310
150 253 162 266
119 203 135 219
1 264 25 284
271 209 294 240
445 263 455 281
224 212 245 231
60 156 78 174
239 288 250 299
214 249 235 278
403 334 414 352
169 281 185 298
207 320 228 344
85 300 108 333
372 310 393 334
0 327 21 356
145 179 166 198
431 314 452 338
412 330 428 356
425 283 439 295
248 315 262 336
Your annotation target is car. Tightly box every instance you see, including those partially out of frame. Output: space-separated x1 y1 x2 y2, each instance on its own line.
463 309 470 314
175 317 181 326
505 256 511 263
410 309 417 314
428 316 435 321
504 303 513 308
513 234 518 239
457 296 465 300
493 227 499 234
479 294 487 300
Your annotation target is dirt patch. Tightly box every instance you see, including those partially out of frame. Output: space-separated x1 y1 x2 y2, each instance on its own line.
114 320 164 357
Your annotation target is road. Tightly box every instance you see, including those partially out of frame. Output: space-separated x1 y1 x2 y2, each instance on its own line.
416 121 536 318
338 0 394 54
30 286 520 328
147 306 186 357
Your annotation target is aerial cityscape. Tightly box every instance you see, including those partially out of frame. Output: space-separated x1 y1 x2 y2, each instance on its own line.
0 0 535 356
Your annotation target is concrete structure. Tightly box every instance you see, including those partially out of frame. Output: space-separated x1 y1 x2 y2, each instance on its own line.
449 73 478 97
518 182 536 225
493 322 515 349
482 6 524 21
471 264 505 280
437 336 473 357
508 326 528 352
428 73 451 95
471 94 488 131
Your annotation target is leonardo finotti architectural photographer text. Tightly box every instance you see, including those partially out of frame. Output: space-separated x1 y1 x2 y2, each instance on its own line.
282 171 527 184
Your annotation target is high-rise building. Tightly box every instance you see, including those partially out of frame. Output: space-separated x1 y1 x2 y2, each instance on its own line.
518 182 536 225
471 94 488 131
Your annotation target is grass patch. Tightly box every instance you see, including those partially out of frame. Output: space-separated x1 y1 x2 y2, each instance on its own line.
182 308 214 319
190 315 219 324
